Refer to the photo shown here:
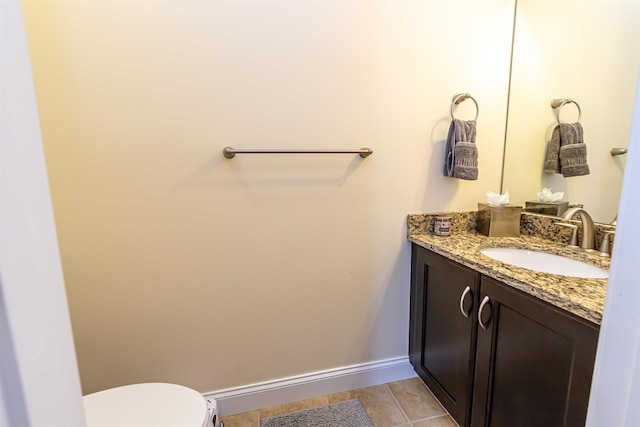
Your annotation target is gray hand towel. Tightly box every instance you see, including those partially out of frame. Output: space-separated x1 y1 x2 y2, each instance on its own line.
543 125 561 173
543 123 590 177
453 142 478 180
443 119 478 180
558 123 590 177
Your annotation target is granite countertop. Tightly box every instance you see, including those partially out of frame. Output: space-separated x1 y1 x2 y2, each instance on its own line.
408 213 610 325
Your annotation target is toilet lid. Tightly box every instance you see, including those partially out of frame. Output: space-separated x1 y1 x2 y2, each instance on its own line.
83 383 209 427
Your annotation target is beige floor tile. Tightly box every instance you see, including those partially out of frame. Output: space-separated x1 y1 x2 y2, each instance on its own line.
259 396 328 418
388 378 447 421
412 415 459 427
220 410 259 427
327 384 408 427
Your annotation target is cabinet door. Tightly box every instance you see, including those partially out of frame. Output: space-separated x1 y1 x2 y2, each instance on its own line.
471 276 599 427
410 245 480 426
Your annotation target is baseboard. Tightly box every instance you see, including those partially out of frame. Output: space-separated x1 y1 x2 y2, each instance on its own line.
203 356 417 416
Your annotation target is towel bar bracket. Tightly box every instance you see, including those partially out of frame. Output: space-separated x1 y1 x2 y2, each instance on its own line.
611 148 627 157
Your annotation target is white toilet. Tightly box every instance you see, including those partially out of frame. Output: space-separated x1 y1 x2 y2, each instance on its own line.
83 383 219 427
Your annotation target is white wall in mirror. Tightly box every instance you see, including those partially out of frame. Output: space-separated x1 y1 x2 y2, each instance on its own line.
502 0 640 223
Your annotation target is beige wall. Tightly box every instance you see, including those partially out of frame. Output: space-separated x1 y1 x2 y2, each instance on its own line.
22 0 513 394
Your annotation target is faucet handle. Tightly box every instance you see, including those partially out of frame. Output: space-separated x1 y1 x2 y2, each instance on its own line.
598 231 616 257
555 222 579 248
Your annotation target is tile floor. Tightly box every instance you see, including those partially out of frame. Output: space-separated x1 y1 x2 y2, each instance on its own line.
221 377 458 427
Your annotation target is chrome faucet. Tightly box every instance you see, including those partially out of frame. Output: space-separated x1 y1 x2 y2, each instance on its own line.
561 207 596 251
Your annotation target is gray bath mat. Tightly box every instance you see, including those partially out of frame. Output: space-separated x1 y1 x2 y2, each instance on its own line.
260 399 373 427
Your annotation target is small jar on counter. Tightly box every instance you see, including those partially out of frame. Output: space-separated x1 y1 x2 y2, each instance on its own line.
433 216 452 236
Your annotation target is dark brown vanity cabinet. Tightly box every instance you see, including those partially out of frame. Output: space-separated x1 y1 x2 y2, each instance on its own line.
410 244 599 427
409 245 480 425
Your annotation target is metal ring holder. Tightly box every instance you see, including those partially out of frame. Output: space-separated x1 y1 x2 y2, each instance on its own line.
551 98 582 124
450 93 479 121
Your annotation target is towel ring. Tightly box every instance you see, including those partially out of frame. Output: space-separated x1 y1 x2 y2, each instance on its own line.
450 93 479 121
551 98 582 124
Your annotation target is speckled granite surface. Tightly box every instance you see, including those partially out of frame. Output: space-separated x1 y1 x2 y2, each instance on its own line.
408 212 610 325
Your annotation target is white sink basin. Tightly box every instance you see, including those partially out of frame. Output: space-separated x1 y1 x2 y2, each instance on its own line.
480 248 608 279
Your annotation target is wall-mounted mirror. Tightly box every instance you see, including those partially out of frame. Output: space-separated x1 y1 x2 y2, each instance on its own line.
501 0 640 223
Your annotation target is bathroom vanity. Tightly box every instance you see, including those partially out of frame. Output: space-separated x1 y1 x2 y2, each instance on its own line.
408 212 608 427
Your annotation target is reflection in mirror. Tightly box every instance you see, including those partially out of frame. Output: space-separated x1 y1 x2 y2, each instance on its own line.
501 0 640 223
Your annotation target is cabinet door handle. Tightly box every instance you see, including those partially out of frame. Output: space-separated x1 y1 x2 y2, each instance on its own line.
459 286 473 318
478 296 491 330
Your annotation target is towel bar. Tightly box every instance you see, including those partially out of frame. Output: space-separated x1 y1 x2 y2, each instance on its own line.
222 146 373 159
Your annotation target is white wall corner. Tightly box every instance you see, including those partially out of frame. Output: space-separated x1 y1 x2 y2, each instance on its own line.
585 73 640 427
0 1 85 425
204 357 417 416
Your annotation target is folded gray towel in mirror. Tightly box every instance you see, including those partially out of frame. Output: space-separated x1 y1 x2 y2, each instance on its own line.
444 119 478 180
560 141 590 177
543 123 589 177
559 123 590 177
543 126 561 173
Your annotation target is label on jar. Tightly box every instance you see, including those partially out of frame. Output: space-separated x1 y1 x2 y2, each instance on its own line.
433 216 452 236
